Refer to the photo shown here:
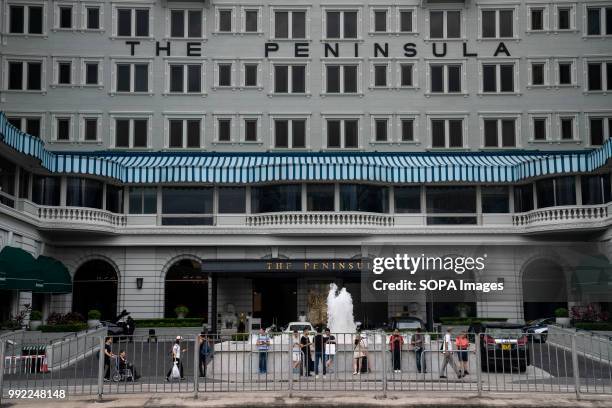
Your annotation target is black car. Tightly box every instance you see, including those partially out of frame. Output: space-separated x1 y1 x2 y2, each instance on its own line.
390 316 425 331
524 317 555 343
479 323 530 373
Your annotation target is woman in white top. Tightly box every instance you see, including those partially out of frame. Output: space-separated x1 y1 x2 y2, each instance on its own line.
352 334 367 375
166 336 187 381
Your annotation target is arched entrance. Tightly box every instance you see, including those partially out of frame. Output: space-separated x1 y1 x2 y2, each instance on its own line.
164 259 208 320
73 259 118 320
522 259 568 322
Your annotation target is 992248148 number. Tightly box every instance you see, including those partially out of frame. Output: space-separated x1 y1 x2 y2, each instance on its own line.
7 389 66 399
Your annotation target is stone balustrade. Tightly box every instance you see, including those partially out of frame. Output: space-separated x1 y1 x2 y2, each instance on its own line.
512 204 608 226
37 206 127 227
246 212 395 227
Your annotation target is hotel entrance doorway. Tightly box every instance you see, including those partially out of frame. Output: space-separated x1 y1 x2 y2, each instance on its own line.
252 278 297 328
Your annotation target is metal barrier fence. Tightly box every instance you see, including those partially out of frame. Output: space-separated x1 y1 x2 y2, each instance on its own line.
1 331 611 400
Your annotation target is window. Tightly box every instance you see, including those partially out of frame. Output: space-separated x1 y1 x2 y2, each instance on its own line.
557 61 574 85
169 119 201 148
326 65 358 93
244 119 258 141
32 176 60 206
274 119 306 148
531 62 545 86
9 5 43 34
399 10 413 33
560 117 574 140
373 9 387 32
430 64 461 93
481 9 514 38
66 178 103 209
218 9 233 32
217 63 233 87
57 61 72 85
536 176 575 208
117 8 149 37
581 174 611 205
482 63 515 93
481 186 509 213
426 186 476 224
129 187 156 214
106 185 124 213
532 117 547 141
326 10 358 39
217 118 232 142
170 9 202 38
251 184 301 213
115 63 149 92
244 9 259 32
58 5 73 29
169 64 202 93
587 62 611 91
85 6 100 30
586 7 612 36
400 119 414 142
7 117 41 137
374 118 388 141
483 118 517 147
56 117 71 141
114 118 148 148
274 65 306 93
84 118 98 141
429 10 461 39
243 63 258 87
431 119 463 148
307 184 335 211
399 63 414 87
556 7 571 30
84 62 100 85
530 8 544 31
326 119 359 148
589 117 612 146
218 187 246 213
373 64 388 87
274 10 306 39
340 184 388 213
7 61 42 91
394 186 420 213
514 184 534 212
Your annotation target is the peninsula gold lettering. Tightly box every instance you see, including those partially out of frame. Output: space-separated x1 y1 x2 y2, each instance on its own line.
125 41 510 59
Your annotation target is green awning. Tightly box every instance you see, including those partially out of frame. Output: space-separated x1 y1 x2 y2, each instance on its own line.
34 255 72 293
0 246 44 291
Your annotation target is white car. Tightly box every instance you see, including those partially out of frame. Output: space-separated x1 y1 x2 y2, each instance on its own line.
283 322 315 333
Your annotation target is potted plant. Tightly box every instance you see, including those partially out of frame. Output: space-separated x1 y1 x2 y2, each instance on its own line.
174 305 189 319
555 307 570 327
29 310 43 331
87 309 102 328
455 303 471 318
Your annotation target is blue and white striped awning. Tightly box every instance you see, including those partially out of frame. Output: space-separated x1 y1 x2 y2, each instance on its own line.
1 112 611 184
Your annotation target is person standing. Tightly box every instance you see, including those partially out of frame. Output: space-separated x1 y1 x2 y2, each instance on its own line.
411 328 426 373
256 328 270 374
455 331 470 376
103 337 114 381
352 334 367 375
389 329 404 373
323 328 336 373
291 330 303 375
313 328 327 378
440 328 462 379
300 330 313 376
166 336 186 381
199 332 214 377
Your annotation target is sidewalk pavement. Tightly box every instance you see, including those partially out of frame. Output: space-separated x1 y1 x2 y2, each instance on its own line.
4 392 612 408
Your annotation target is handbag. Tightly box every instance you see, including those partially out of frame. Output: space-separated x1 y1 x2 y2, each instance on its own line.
171 361 181 379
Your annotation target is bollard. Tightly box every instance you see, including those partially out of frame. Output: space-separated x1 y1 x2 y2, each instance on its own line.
193 334 199 399
97 336 105 401
571 336 581 400
475 334 482 397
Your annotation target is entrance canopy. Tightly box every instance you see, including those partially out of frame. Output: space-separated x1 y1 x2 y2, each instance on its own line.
0 246 72 293
2 112 611 184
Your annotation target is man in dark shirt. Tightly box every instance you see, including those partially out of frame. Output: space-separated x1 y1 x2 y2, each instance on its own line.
313 328 327 377
103 337 114 381
300 330 312 376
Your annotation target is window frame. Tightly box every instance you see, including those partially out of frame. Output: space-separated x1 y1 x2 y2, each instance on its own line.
427 116 467 149
369 7 391 34
556 113 580 142
322 59 363 95
584 58 612 93
370 115 392 143
397 113 420 144
164 115 204 149
164 58 206 96
369 60 392 89
54 2 76 31
6 2 46 36
240 114 262 143
52 56 76 87
479 114 521 148
527 58 551 88
111 58 153 95
526 5 549 33
111 115 152 149
241 6 262 34
584 4 612 37
167 7 205 40
478 58 520 95
51 113 74 142
215 6 235 34
4 57 46 93
269 60 310 95
425 60 466 95
79 113 102 143
586 113 612 146
214 115 235 143
427 9 463 40
81 58 103 87
554 58 577 87
269 115 309 149
528 113 552 142
397 7 418 34
396 60 418 89
113 5 152 38
240 59 263 89
81 2 104 31
5 113 45 139
553 4 575 32
322 116 362 150
478 6 518 40
270 7 310 40
322 7 362 40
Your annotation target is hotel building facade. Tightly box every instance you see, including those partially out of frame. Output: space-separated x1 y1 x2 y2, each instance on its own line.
0 0 611 331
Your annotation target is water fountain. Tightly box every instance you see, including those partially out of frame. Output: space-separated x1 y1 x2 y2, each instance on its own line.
326 283 357 335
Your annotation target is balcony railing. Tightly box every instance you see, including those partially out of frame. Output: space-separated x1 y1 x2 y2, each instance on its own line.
245 212 395 227
37 206 127 227
512 204 610 227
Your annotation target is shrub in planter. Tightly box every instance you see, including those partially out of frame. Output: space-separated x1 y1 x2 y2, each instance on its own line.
555 307 571 327
29 310 43 331
555 308 569 318
87 309 102 328
40 323 87 332
174 305 189 318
